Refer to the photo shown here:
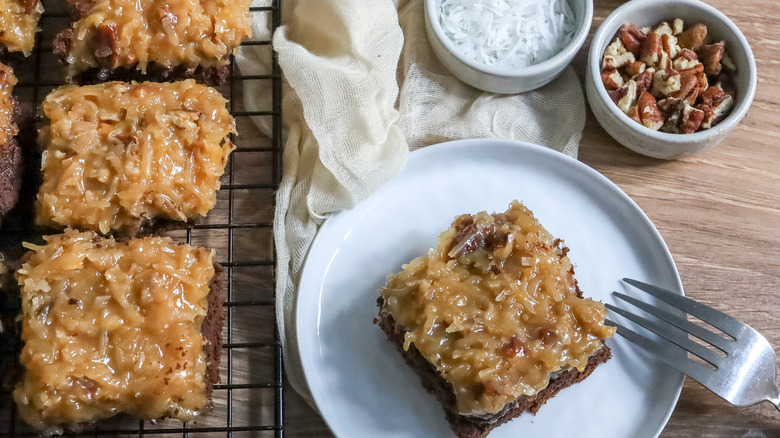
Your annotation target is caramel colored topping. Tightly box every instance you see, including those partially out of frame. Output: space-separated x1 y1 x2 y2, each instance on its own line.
0 0 42 54
0 62 18 146
37 80 235 235
14 229 215 429
65 0 252 77
380 201 615 415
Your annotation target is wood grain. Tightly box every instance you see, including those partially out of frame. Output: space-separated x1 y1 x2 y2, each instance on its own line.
283 0 780 436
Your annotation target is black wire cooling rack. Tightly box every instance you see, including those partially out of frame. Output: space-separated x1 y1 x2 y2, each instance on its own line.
0 0 285 436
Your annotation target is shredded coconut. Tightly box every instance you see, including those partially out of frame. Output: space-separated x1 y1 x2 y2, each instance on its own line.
438 0 575 69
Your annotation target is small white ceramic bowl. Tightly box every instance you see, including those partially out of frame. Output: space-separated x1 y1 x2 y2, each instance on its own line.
586 0 757 159
424 0 593 94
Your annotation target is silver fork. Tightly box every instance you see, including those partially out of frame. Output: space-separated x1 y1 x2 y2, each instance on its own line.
606 277 780 411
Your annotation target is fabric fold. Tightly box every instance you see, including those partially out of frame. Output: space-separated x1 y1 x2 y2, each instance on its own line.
271 0 408 398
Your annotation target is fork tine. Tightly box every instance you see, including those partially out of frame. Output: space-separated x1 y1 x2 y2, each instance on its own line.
623 278 744 338
605 303 723 367
613 292 734 354
606 319 716 387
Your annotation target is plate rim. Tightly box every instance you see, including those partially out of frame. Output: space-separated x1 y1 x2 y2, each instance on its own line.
295 138 684 437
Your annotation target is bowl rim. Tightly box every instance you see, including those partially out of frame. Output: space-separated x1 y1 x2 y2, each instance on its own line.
424 0 594 78
588 0 757 142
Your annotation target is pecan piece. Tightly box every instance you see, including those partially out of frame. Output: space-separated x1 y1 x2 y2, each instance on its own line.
673 48 702 72
673 57 703 73
659 97 685 132
660 98 704 133
700 85 730 108
634 68 654 96
627 105 642 124
699 86 734 128
678 49 698 61
670 71 700 105
21 0 39 14
672 18 685 35
616 80 638 113
619 23 647 56
640 31 664 68
655 22 674 36
603 39 636 70
679 104 705 133
626 60 647 77
637 91 664 130
608 86 628 105
699 42 725 75
677 23 708 50
662 33 680 60
696 71 709 94
697 104 716 129
500 336 528 358
652 68 681 97
95 23 119 68
601 69 624 90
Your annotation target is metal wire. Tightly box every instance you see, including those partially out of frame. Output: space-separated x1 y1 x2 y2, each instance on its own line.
0 0 284 436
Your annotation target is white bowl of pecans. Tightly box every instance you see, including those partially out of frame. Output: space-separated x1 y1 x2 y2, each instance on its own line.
585 0 756 159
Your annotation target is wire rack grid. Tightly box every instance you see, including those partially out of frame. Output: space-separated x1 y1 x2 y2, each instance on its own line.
0 0 285 436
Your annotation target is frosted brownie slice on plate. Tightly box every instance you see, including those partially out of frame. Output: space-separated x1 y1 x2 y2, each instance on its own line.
36 80 235 236
54 0 252 84
13 229 226 432
0 0 42 55
377 201 615 438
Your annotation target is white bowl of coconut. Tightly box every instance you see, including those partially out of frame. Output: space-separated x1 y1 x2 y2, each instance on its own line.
424 0 593 94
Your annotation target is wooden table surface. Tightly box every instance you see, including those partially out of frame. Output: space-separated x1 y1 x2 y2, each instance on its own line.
283 0 780 436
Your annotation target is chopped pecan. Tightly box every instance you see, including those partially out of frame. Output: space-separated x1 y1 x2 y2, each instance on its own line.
670 71 700 104
637 91 664 130
21 0 39 14
619 23 647 56
616 80 638 113
500 336 528 358
655 22 674 36
661 34 680 60
677 23 708 50
699 85 729 108
660 98 704 133
659 97 685 132
608 86 628 105
95 23 118 68
634 68 654 96
601 69 624 90
673 57 703 73
604 39 636 69
626 60 647 77
697 104 717 129
640 32 664 68
680 104 705 133
698 94 731 129
699 42 725 75
678 49 698 61
696 72 709 94
699 86 734 127
672 18 684 35
627 105 642 124
651 69 681 97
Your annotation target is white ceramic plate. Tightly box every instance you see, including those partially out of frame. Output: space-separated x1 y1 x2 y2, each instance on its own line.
296 139 684 438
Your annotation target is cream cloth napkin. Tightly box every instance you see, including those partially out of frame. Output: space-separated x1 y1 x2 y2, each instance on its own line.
236 0 586 401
